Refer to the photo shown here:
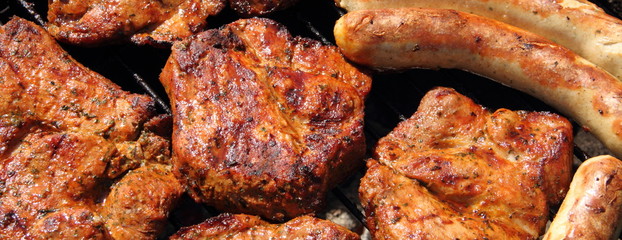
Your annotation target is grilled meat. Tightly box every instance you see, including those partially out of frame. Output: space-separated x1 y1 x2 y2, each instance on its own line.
160 17 371 221
170 213 360 239
333 8 622 158
102 164 183 239
360 87 574 239
229 0 299 16
46 0 300 46
0 18 182 239
47 0 225 46
543 155 622 240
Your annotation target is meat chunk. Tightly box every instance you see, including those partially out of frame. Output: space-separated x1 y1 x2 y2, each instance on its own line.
46 0 300 46
47 0 225 46
170 213 360 239
160 18 371 221
0 18 182 239
102 164 184 240
0 129 112 240
360 87 574 239
229 0 299 16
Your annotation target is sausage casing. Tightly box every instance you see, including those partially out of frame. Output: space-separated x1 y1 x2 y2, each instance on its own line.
335 0 622 80
543 155 622 240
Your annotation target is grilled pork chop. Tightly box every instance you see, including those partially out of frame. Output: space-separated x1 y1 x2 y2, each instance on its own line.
170 213 360 239
47 0 225 46
360 87 574 239
160 17 371 221
0 18 182 239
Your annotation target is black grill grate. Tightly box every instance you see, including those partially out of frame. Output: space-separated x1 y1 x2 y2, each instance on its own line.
3 0 620 238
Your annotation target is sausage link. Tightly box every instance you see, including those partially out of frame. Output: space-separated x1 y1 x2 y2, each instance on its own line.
335 0 622 80
334 8 622 157
543 155 622 240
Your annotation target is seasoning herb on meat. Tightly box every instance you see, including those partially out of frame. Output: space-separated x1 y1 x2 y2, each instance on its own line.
0 18 182 239
47 0 225 46
170 213 360 239
160 17 371 221
360 87 574 239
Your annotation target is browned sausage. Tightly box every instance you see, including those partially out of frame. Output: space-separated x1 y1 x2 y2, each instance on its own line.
335 0 622 80
543 155 622 240
334 8 622 157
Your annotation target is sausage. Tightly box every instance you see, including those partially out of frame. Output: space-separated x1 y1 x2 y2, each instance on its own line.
335 0 622 81
543 155 622 240
334 8 622 157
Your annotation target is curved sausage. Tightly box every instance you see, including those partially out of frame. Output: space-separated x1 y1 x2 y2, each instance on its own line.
334 8 622 157
335 0 622 80
543 155 622 240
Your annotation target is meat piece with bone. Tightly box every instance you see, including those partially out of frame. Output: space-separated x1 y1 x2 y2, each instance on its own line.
160 17 371 221
360 87 574 239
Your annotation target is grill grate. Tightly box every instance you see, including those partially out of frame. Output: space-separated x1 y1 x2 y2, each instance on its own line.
3 0 620 238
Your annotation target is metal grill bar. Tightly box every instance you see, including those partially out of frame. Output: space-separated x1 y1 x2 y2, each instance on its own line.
115 56 173 114
15 0 44 25
332 188 367 228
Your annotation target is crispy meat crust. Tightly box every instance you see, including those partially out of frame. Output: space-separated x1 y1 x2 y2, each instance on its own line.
102 164 184 240
1 17 154 141
229 0 300 16
47 0 225 46
360 87 574 239
161 17 371 221
46 0 302 46
0 18 181 239
170 213 360 239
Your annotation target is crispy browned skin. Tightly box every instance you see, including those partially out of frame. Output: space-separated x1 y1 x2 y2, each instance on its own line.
47 0 225 46
544 155 622 240
334 8 622 158
170 213 360 240
0 18 182 239
160 18 371 221
360 87 574 239
229 0 299 16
